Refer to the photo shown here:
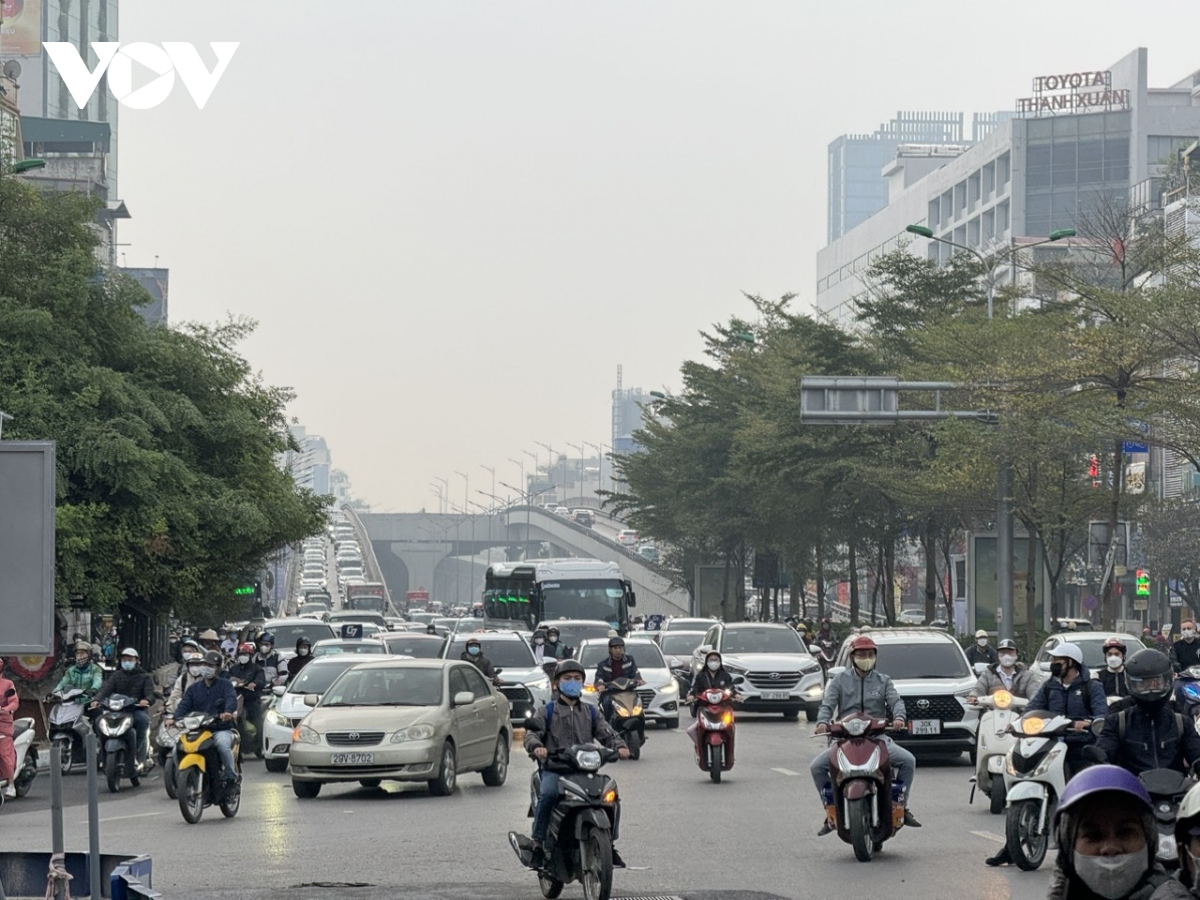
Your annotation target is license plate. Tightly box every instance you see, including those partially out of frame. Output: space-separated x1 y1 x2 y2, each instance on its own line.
909 719 941 735
330 752 374 765
761 691 790 701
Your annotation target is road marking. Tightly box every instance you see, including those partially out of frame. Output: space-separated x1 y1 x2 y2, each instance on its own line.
972 830 1006 844
77 812 163 824
771 767 801 776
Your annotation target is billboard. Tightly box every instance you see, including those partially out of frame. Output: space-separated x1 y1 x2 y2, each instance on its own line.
0 0 43 57
0 442 55 654
970 533 1050 633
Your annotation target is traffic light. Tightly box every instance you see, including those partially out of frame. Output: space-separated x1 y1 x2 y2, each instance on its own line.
1136 569 1151 597
1088 454 1101 487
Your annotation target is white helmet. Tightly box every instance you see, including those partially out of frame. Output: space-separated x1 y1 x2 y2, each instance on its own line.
1177 782 1200 885
1051 642 1083 666
120 647 139 659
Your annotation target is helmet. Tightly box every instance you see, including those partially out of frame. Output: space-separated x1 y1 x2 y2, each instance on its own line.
975 630 988 639
849 635 878 653
1126 649 1173 703
797 624 808 634
997 639 1018 652
704 649 722 664
1055 764 1151 827
257 632 275 645
181 638 201 651
295 636 312 649
199 629 220 642
238 642 255 655
119 647 139 659
1175 782 1200 871
74 640 92 654
465 637 481 646
202 650 223 669
1103 637 1128 654
553 659 586 680
608 637 625 648
546 627 559 636
1051 642 1083 666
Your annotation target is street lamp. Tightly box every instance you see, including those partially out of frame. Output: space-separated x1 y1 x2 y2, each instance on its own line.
585 442 608 497
535 442 556 504
435 476 449 514
567 442 587 505
507 458 524 503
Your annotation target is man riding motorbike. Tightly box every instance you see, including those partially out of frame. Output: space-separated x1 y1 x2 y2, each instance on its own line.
967 630 1000 668
1094 649 1200 777
1025 641 1107 777
594 637 645 719
1101 637 1133 699
522 660 631 869
1175 621 1200 673
165 651 240 784
286 637 315 682
197 629 223 657
0 658 19 798
227 643 266 742
1173 781 1200 895
90 648 155 766
967 638 1038 705
461 637 501 685
253 632 285 687
543 627 571 661
811 635 920 834
54 641 105 705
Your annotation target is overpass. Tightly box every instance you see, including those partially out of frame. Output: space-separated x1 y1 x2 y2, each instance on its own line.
359 506 689 617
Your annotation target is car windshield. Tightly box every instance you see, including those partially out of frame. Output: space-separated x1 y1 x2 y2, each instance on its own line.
287 659 363 694
541 581 625 628
873 642 971 679
720 627 809 655
313 641 387 656
659 633 707 656
577 642 666 669
665 619 713 632
380 636 444 658
269 622 335 648
448 639 535 668
323 666 443 707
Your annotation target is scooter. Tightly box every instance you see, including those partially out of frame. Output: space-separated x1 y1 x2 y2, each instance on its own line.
688 685 738 782
969 690 1028 814
1001 707 1074 871
173 713 242 824
0 689 38 802
46 687 91 775
1176 666 1200 716
812 638 838 674
158 720 185 799
228 677 264 759
601 677 646 760
95 694 153 793
1140 768 1195 869
508 743 621 900
822 713 906 862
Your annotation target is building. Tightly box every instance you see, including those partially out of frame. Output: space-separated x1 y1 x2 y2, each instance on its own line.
815 48 1200 320
611 365 652 456
0 69 22 163
120 266 169 325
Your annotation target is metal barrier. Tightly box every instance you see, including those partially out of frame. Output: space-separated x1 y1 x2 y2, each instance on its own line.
110 857 158 900
0 852 147 899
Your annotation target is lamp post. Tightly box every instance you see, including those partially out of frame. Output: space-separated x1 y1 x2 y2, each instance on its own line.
480 465 495 565
535 442 555 504
523 450 539 498
507 458 524 504
435 476 449 514
567 442 586 505
585 442 608 497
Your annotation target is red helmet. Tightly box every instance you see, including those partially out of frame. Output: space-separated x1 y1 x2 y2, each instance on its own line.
849 635 878 653
1102 637 1127 654
238 642 256 655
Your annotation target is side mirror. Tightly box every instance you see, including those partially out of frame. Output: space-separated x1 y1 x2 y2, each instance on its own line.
628 592 637 608
453 691 475 707
696 645 713 656
272 685 286 697
303 694 320 707
973 662 988 676
494 668 504 677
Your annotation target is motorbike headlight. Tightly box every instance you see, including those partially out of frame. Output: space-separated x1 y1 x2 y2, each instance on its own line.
267 709 289 727
574 749 602 771
391 724 436 743
293 724 321 745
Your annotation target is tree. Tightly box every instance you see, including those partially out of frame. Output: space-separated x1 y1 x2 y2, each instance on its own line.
1141 500 1200 613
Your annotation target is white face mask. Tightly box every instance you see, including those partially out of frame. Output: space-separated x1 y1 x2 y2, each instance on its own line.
237 655 250 665
534 638 544 646
199 666 216 680
998 654 1017 668
187 665 203 678
1185 630 1196 641
1072 850 1147 900
976 638 988 647
1107 655 1124 670
297 648 309 657
706 660 720 671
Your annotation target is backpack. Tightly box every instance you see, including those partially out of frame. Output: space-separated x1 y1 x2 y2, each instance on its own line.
1117 708 1185 743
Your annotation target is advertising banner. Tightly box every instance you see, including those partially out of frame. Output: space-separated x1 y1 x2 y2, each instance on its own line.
0 0 42 57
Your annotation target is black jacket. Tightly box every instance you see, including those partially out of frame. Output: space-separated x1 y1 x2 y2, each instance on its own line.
543 640 571 661
227 660 266 701
967 644 999 667
1027 668 1107 743
94 666 155 704
461 651 498 680
1173 638 1200 672
523 697 626 773
689 667 736 696
1095 701 1200 776
594 656 642 688
1099 667 1131 699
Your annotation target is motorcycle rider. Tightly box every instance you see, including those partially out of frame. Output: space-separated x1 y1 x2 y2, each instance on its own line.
531 630 550 667
90 648 155 767
286 637 315 682
685 650 744 710
967 630 1000 667
53 641 105 704
1093 649 1200 777
167 652 206 712
1175 621 1200 673
220 630 238 658
461 637 501 685
253 632 285 687
174 639 203 681
522 660 631 869
197 629 223 657
543 627 571 661
1025 641 1107 777
1047 764 1189 900
967 638 1038 704
1101 637 1133 699
1173 781 1200 894
0 658 19 798
165 651 240 785
227 642 266 740
811 635 920 834
594 637 645 719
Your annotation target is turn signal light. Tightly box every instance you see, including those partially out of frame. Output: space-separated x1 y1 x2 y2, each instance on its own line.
292 726 301 741
721 711 733 726
603 789 617 803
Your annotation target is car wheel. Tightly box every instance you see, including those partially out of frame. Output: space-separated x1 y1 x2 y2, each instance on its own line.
428 741 457 796
482 735 508 787
782 709 800 720
663 718 680 730
264 757 288 773
291 779 321 799
805 706 819 722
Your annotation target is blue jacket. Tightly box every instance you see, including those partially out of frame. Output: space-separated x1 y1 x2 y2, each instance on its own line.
1028 667 1107 726
173 676 239 730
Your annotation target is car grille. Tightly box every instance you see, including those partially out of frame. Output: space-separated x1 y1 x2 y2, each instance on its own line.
746 671 802 691
326 731 384 746
501 686 532 704
636 689 655 707
904 695 964 722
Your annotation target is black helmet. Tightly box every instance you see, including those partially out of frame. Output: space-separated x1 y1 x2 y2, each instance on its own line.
202 650 223 669
295 636 312 650
997 639 1018 652
553 659 586 680
1126 649 1173 703
608 636 625 648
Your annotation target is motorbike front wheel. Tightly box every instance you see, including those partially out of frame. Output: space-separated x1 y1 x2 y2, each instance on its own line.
178 768 205 824
709 743 723 783
989 774 1006 815
538 873 564 899
56 737 74 775
1005 798 1048 871
579 825 613 900
220 782 241 818
163 757 178 800
848 795 874 862
104 750 121 793
625 730 641 761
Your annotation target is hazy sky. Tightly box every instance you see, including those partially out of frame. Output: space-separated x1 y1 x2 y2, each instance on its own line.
115 1 1200 512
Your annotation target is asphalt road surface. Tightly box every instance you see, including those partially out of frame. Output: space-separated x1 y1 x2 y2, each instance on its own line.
2 713 1054 900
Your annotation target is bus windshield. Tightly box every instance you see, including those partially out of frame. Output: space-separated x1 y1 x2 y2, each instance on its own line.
541 580 625 629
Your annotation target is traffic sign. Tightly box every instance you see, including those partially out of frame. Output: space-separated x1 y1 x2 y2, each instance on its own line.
1083 595 1098 611
1134 596 1149 611
1122 441 1148 454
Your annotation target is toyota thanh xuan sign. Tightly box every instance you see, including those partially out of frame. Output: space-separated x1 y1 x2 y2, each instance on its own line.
1017 70 1130 116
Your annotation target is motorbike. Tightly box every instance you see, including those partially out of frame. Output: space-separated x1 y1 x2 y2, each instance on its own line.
0 688 38 803
95 694 153 793
508 743 621 900
228 677 264 758
969 690 1028 814
157 720 185 799
173 713 242 824
821 712 906 862
811 638 838 674
688 685 738 782
46 687 91 775
1001 707 1073 871
600 677 646 760
1176 666 1200 716
1140 768 1195 869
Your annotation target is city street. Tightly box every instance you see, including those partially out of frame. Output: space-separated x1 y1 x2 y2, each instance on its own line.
3 714 1054 900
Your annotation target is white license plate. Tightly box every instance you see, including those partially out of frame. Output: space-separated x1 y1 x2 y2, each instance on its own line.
761 691 790 701
909 719 941 735
330 752 374 765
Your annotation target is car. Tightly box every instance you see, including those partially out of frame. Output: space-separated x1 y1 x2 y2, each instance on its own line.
260 653 393 773
1031 632 1145 678
553 506 570 517
693 622 825 720
288 658 512 798
312 639 391 657
261 617 337 661
299 579 327 591
439 632 551 724
831 628 978 756
432 616 473 635
575 637 681 728
656 630 710 694
299 603 332 618
535 620 616 653
378 633 446 658
571 510 595 528
615 529 639 547
408 611 438 626
897 609 926 625
1052 618 1096 633
327 610 389 629
636 544 660 563
663 617 717 633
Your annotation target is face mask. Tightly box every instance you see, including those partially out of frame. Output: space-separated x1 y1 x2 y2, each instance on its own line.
187 666 203 678
257 646 271 656
1186 631 1196 641
1107 655 1124 670
1073 850 1147 900
707 660 720 671
468 646 480 656
76 657 91 669
534 638 544 646
199 666 216 680
297 648 309 657
977 638 988 647
854 656 876 673
121 660 135 671
237 655 250 665
1050 662 1066 678
547 636 558 644
558 679 583 698
998 654 1017 668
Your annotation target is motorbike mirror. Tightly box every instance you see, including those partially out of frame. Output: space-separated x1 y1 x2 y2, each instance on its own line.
1090 718 1106 737
272 685 286 697
973 662 988 676
453 691 475 707
494 668 503 676
827 666 846 678
303 694 320 707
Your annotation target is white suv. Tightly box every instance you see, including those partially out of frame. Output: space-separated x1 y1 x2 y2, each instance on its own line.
831 628 977 757
692 623 824 720
576 637 681 728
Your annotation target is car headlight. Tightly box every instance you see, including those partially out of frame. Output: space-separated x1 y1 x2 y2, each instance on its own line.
267 709 289 727
391 724 436 743
526 677 551 691
724 663 747 675
293 724 321 745
659 680 678 695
